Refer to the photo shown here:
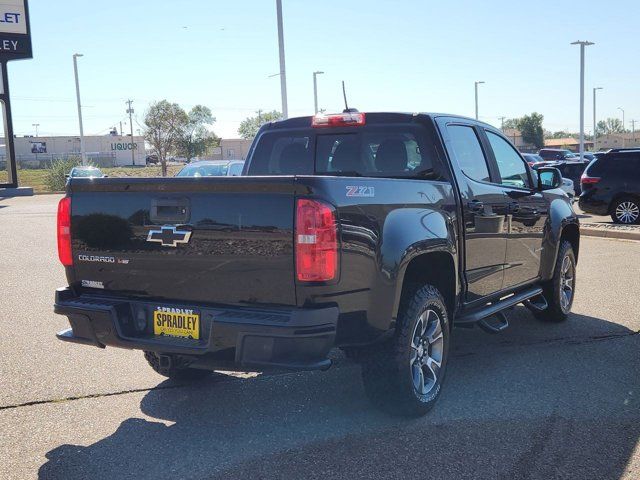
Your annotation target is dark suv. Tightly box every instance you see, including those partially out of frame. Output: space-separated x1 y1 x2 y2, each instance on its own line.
538 148 578 161
579 149 640 224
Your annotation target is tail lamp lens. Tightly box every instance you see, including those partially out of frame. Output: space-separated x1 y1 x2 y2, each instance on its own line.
312 112 366 128
580 174 600 185
57 197 73 266
295 199 338 282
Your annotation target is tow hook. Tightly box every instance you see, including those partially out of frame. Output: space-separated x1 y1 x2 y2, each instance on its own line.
158 354 173 370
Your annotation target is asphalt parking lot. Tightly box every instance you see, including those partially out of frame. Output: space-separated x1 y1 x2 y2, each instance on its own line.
0 194 638 480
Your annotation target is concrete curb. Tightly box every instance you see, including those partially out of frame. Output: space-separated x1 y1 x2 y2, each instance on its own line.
0 186 34 197
581 227 640 241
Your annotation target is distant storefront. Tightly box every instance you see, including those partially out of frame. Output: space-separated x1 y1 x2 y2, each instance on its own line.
0 135 146 167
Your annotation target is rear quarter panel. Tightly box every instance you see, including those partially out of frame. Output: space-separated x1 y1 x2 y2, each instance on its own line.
294 176 458 344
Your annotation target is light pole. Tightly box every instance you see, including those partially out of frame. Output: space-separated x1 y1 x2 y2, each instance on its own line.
126 100 135 166
275 0 288 119
593 87 602 150
571 41 594 161
72 53 86 165
474 81 485 120
617 107 625 130
618 107 625 147
313 71 324 114
32 123 39 137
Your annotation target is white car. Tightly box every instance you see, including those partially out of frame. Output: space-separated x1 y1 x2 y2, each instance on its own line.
560 177 576 202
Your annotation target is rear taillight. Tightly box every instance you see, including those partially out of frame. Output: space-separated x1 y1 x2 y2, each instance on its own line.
295 199 338 282
312 112 365 128
57 197 73 266
580 174 600 185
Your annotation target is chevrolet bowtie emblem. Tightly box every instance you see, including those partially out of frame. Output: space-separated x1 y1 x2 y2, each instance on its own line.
146 226 192 247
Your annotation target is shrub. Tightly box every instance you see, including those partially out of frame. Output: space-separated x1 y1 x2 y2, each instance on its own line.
44 157 82 192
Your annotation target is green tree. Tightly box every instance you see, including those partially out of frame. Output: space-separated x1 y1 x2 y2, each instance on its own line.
144 100 188 176
516 112 545 149
545 130 573 139
44 156 82 192
176 105 218 162
238 110 282 139
596 118 627 136
501 118 519 130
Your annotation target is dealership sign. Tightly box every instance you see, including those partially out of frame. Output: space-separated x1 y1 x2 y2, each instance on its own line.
0 0 31 60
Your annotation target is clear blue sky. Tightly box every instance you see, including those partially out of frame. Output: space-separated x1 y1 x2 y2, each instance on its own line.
8 0 640 138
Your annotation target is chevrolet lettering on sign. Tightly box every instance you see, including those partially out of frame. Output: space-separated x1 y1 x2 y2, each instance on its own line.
0 0 31 60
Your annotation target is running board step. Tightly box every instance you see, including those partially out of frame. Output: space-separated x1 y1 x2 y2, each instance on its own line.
524 294 548 312
478 312 509 334
454 286 544 327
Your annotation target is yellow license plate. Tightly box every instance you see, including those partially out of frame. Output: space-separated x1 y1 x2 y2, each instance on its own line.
153 307 200 340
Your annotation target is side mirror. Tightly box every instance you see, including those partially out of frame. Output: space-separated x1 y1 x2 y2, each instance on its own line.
537 167 562 190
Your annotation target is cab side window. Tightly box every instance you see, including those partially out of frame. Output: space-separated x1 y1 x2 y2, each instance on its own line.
486 131 530 189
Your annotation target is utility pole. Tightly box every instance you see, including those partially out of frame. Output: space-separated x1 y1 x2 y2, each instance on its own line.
474 81 485 120
592 87 602 151
73 53 86 165
313 71 324 114
498 116 506 130
32 123 39 137
275 0 288 119
571 41 594 161
126 99 135 166
119 121 123 136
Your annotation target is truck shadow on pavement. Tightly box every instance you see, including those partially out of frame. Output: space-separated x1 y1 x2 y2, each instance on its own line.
39 308 639 480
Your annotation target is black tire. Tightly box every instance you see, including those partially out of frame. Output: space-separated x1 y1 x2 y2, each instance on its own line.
143 351 210 380
361 284 450 417
531 241 576 322
610 196 640 224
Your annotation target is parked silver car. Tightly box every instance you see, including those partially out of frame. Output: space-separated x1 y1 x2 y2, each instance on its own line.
176 160 245 177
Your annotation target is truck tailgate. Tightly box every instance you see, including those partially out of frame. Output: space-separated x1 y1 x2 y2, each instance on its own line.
68 177 297 306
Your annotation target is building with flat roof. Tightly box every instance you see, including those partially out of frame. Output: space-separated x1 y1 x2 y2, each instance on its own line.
502 129 536 152
544 137 594 151
595 132 640 150
0 135 146 167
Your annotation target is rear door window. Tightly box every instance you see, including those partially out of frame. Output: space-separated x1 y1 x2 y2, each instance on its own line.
447 125 491 183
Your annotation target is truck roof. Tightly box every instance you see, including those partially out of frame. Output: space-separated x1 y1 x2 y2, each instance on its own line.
264 112 495 131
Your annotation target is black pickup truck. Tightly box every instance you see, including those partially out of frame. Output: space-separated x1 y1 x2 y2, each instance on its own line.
55 111 579 416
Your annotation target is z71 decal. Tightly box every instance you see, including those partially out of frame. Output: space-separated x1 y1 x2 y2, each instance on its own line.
346 186 375 198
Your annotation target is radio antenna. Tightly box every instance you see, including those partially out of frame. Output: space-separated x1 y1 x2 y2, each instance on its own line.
342 81 350 112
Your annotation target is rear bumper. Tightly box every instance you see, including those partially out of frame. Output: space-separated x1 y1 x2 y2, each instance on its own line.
54 287 338 371
578 192 609 215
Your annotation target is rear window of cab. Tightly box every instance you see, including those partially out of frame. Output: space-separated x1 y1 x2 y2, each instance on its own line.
247 125 444 180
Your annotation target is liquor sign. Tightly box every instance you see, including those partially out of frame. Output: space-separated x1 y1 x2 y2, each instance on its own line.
0 0 31 60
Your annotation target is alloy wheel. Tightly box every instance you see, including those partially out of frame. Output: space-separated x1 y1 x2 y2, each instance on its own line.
559 255 575 313
410 309 444 396
615 201 640 224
